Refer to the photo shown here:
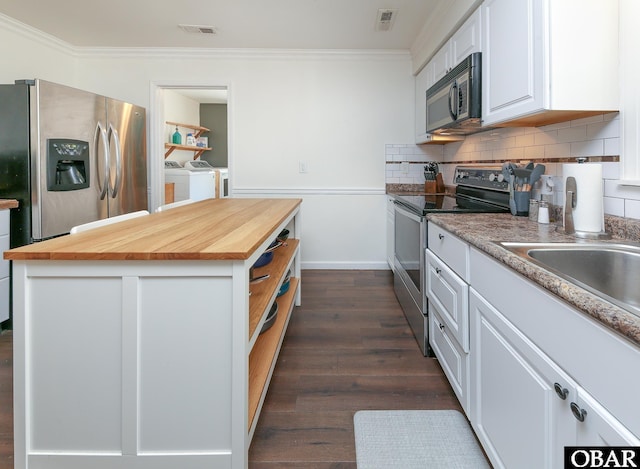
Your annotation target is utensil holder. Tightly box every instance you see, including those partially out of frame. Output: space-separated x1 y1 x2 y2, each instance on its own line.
513 191 531 216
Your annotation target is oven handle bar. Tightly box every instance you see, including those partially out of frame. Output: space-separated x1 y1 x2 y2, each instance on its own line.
393 200 425 222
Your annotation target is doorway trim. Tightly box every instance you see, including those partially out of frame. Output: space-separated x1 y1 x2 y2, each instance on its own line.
149 81 232 211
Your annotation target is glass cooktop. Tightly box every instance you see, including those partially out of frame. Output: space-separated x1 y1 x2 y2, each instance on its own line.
393 193 509 216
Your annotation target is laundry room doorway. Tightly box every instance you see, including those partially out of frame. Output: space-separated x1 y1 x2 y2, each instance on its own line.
149 82 231 210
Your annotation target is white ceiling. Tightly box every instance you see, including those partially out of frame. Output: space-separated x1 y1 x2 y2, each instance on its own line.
0 0 443 50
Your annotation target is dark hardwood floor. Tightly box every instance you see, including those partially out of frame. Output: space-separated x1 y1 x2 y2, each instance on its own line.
0 270 461 469
249 270 462 468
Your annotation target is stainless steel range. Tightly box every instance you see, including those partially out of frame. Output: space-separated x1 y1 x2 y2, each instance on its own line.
392 165 510 356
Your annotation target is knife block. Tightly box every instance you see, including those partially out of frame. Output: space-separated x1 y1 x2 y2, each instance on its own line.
425 174 445 193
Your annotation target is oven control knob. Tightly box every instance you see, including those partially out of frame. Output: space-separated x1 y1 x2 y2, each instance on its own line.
497 173 504 182
489 173 496 182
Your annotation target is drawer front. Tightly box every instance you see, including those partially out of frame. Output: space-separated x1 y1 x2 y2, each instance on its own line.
0 277 8 323
428 223 469 280
0 234 8 278
0 210 8 236
426 249 469 351
429 302 469 414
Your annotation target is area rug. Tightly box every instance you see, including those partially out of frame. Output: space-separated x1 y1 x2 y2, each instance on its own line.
353 409 490 469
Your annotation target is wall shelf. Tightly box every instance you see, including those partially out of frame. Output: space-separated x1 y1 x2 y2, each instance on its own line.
164 143 211 159
165 121 211 159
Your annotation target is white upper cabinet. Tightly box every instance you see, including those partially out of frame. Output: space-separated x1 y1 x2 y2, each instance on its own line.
415 8 481 143
415 64 432 143
450 9 482 74
431 43 452 86
482 0 619 127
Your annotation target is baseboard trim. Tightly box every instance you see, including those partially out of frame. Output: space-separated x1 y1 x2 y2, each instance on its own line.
301 261 391 270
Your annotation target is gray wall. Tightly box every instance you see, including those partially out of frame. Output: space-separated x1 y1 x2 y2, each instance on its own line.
199 103 228 167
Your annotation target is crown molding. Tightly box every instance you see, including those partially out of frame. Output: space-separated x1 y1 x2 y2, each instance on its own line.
75 46 411 62
1 12 412 62
0 12 73 55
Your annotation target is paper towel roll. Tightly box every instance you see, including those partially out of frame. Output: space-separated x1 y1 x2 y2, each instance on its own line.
562 163 604 233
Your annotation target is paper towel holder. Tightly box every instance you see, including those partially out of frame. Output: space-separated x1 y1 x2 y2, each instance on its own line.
557 175 611 239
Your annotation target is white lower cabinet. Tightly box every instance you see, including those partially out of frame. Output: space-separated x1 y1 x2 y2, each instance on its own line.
468 244 640 468
426 250 469 350
574 388 640 447
470 288 640 468
426 226 470 414
470 289 576 468
429 302 469 414
426 223 640 469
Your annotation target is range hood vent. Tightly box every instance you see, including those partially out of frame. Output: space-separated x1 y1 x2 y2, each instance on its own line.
179 24 218 35
375 9 398 31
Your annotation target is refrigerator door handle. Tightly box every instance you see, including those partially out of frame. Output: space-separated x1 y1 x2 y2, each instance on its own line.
108 123 123 199
95 121 109 200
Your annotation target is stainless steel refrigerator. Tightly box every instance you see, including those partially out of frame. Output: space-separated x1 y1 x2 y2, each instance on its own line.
0 79 148 248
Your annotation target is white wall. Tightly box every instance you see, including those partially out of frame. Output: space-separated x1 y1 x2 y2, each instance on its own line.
0 15 415 269
0 14 76 87
73 50 414 269
163 90 201 166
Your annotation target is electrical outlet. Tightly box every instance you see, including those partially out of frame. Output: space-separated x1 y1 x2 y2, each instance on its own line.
299 161 308 173
400 162 410 174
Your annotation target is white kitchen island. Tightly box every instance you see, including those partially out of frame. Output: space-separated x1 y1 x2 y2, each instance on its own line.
4 198 302 469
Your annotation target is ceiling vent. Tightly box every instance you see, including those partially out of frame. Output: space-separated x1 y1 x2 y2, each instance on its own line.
375 9 398 31
178 24 218 35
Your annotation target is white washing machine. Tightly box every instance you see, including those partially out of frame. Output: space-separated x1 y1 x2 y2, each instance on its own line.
164 160 216 202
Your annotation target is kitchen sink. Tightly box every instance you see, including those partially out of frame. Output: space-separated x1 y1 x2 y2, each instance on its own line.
498 242 640 316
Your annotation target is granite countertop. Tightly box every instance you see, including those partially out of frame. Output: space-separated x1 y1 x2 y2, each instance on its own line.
427 212 640 347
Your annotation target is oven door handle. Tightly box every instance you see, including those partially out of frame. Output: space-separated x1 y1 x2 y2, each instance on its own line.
393 200 425 223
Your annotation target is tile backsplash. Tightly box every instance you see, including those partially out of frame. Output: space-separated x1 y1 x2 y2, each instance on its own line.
386 112 640 221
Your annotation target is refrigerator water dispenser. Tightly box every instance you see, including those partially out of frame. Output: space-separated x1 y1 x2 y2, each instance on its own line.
47 139 90 191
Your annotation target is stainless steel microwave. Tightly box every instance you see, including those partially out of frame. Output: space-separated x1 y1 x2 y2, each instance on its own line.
426 52 482 135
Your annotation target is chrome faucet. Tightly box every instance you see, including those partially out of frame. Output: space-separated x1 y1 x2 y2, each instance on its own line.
563 176 577 235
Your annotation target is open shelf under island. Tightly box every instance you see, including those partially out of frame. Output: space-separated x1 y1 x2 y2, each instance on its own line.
4 198 302 469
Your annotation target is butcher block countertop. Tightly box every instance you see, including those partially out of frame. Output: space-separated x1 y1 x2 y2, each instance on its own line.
4 198 302 261
0 199 18 209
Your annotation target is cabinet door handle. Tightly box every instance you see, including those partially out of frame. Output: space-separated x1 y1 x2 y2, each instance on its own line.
553 382 568 400
570 402 587 422
438 323 445 331
435 267 441 274
438 233 444 240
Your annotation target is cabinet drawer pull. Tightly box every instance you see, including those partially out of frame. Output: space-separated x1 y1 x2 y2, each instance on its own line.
435 267 441 274
438 233 444 240
570 402 587 422
553 382 568 400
